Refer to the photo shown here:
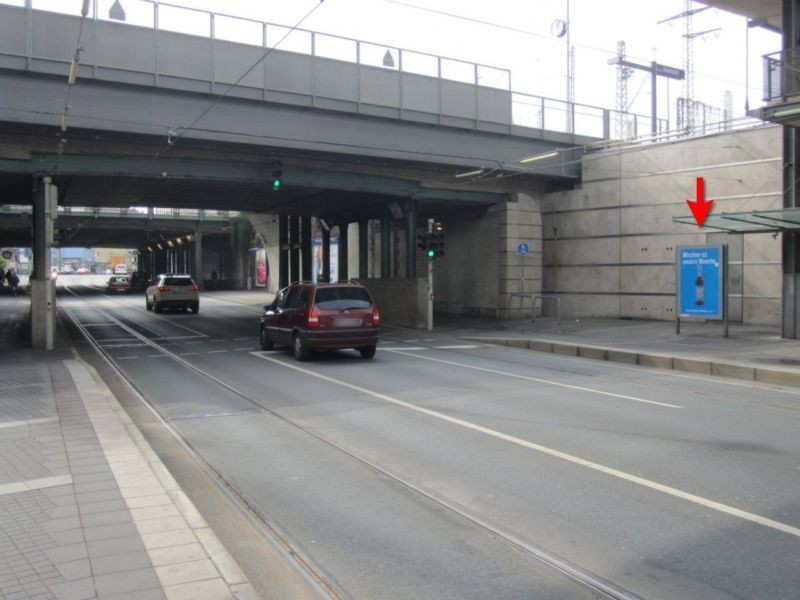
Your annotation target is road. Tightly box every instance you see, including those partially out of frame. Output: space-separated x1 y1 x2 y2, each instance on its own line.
57 276 800 599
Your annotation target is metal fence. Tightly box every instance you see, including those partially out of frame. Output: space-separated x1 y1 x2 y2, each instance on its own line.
763 49 800 101
0 0 666 141
0 205 240 219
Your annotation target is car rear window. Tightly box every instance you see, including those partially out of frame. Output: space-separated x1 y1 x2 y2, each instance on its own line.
313 287 372 310
164 277 194 286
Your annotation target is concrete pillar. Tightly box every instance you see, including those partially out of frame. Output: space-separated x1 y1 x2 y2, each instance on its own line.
322 226 331 283
498 193 543 320
405 200 417 278
359 220 369 279
279 215 289 288
31 177 57 350
301 216 312 282
338 222 349 281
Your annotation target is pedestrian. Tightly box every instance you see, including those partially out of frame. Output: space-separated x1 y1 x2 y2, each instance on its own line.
7 268 19 295
210 270 218 289
0 266 4 291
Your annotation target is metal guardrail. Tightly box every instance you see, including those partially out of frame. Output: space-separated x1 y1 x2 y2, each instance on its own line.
763 49 800 101
0 205 240 220
1 0 661 141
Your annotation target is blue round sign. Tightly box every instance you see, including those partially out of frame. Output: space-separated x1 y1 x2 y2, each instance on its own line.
517 242 529 256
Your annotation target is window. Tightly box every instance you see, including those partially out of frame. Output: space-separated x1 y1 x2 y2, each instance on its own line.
314 286 372 310
164 277 194 286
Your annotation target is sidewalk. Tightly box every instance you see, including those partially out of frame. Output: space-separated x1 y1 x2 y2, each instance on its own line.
434 313 800 389
0 294 256 600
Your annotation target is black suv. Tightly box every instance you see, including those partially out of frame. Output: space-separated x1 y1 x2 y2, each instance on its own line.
259 281 380 360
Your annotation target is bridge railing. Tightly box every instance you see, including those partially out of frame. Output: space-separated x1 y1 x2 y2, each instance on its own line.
0 204 240 220
1 0 658 141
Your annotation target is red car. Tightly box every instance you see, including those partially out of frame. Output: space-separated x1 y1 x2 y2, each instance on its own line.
106 275 131 294
259 281 380 360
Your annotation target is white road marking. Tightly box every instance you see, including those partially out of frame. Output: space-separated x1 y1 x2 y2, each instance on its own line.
116 356 139 360
179 352 200 356
233 337 250 341
207 350 228 354
381 347 427 351
0 417 58 430
251 351 800 539
388 350 682 409
433 345 482 349
234 347 253 351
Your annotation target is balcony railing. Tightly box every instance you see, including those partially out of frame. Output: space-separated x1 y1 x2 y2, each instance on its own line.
763 49 800 101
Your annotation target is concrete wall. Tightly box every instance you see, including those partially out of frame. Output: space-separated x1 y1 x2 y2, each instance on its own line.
356 278 427 329
542 125 783 325
431 192 543 319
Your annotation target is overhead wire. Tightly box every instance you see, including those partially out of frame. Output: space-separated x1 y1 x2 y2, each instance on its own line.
155 0 327 157
57 0 93 157
382 0 775 95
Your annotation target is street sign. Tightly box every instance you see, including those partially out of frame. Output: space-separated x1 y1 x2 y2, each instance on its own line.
517 242 529 256
676 245 723 319
655 64 685 79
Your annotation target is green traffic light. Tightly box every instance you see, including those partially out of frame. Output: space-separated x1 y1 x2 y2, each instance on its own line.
273 179 281 190
426 249 436 260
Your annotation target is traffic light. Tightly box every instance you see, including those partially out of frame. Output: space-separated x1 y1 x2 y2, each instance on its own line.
430 222 445 259
417 232 430 251
271 160 282 191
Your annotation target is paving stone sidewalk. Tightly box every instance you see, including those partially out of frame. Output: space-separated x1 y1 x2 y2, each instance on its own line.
0 349 256 600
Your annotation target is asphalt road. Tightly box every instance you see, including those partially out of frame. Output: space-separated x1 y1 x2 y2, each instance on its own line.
58 277 800 600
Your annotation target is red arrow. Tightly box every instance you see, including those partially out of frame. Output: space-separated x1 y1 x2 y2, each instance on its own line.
686 176 713 227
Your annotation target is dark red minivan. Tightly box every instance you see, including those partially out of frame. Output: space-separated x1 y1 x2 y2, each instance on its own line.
259 281 380 360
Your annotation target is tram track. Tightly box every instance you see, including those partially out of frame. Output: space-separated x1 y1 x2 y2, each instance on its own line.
61 291 642 600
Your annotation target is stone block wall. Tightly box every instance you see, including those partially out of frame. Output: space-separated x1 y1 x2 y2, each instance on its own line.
542 125 783 325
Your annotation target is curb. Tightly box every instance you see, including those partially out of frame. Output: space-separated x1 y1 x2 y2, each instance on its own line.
465 337 800 389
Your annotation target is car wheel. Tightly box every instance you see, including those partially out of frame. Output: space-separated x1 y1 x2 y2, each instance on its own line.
153 301 162 313
359 345 377 359
190 302 199 314
293 334 310 361
145 297 153 311
259 326 274 351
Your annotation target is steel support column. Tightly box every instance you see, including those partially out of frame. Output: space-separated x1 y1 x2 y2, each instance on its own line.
193 230 203 287
338 222 349 281
358 219 369 279
782 0 800 338
279 214 289 288
381 215 392 278
322 226 331 283
289 216 300 283
301 216 312 282
405 200 417 278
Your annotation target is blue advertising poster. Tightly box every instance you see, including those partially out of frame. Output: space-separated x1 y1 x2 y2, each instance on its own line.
677 246 723 319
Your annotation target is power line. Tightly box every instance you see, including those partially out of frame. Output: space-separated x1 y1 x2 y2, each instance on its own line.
161 0 327 153
382 0 772 95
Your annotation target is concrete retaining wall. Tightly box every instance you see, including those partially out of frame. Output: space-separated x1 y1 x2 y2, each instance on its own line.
356 278 427 329
542 125 783 325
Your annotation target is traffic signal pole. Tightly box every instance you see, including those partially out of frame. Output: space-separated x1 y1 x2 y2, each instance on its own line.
427 218 434 331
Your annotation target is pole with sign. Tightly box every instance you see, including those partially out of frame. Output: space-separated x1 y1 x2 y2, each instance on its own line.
676 245 728 337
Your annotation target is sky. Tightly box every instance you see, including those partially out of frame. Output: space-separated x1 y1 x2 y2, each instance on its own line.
11 0 782 132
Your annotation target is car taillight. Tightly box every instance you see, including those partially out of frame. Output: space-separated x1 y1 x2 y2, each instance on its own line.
190 284 199 291
372 306 381 327
307 305 320 329
159 286 169 292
